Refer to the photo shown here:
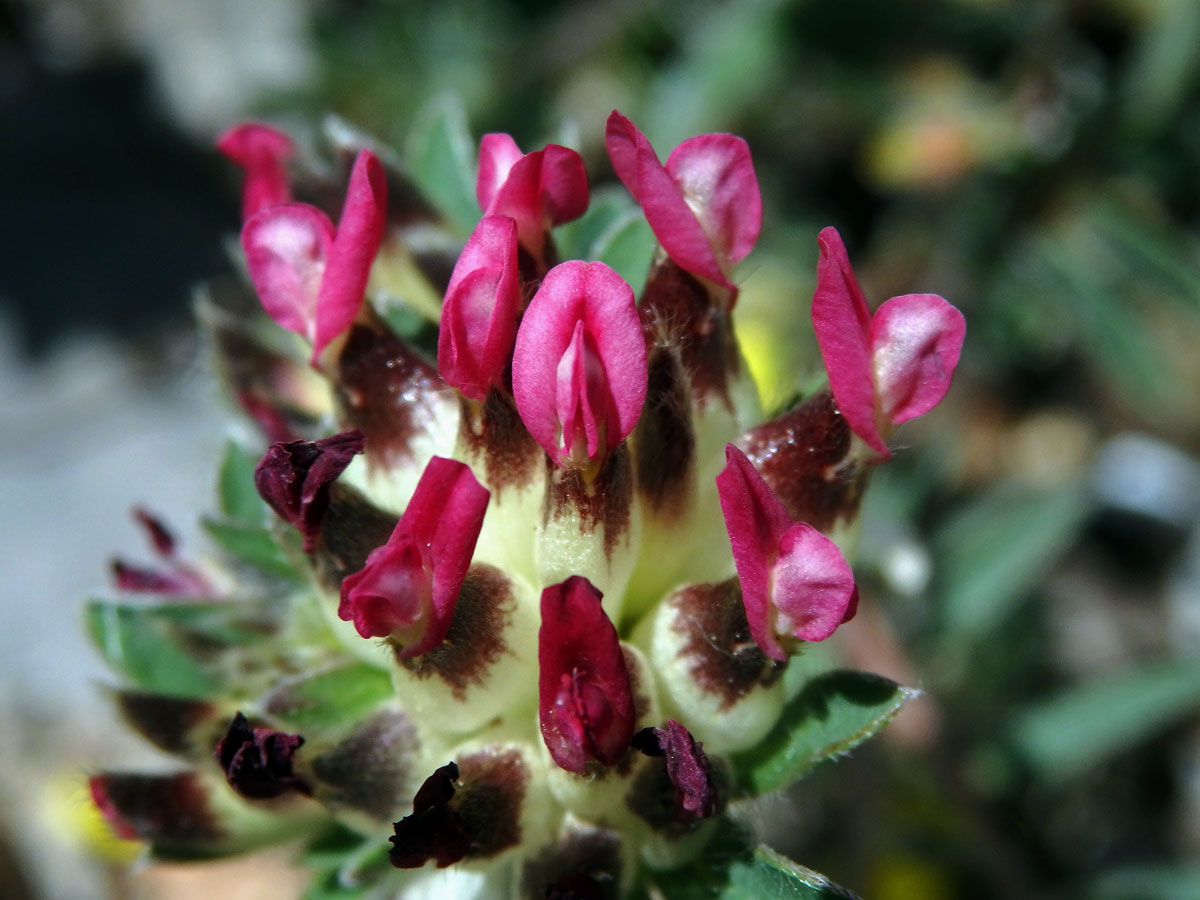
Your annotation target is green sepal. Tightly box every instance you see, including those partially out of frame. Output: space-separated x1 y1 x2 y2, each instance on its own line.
202 517 302 581
650 817 860 900
264 663 394 733
732 669 912 796
86 601 226 698
406 94 479 236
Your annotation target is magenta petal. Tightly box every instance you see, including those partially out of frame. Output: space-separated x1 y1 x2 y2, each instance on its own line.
314 150 388 361
715 445 794 661
338 457 489 656
605 111 731 289
539 576 635 773
216 122 294 219
664 133 761 267
811 227 889 457
242 204 335 343
476 133 524 212
771 523 858 643
538 144 590 226
512 261 647 467
438 215 521 400
869 293 966 426
484 143 589 255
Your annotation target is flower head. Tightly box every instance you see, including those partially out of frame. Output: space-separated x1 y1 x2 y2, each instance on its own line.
811 226 966 458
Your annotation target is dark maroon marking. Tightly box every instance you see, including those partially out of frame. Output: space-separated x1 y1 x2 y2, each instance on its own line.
334 321 447 470
389 762 471 869
671 579 784 710
397 564 513 700
89 772 223 846
633 345 695 517
454 747 528 859
737 388 870 533
522 824 622 900
310 482 399 591
112 692 215 756
545 445 633 557
459 390 541 495
638 257 739 409
311 710 419 821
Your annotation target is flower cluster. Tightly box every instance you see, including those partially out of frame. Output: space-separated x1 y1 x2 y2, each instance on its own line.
88 113 963 899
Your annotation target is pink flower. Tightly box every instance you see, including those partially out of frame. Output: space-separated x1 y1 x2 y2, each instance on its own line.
538 576 635 774
716 445 859 662
605 110 761 292
476 133 588 262
811 227 966 459
338 457 489 657
512 260 647 468
437 215 521 401
241 150 387 363
216 122 295 219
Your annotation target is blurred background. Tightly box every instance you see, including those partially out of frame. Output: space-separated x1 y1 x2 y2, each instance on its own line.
3 0 1200 897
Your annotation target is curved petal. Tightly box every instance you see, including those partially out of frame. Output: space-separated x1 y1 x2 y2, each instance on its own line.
241 203 335 343
338 457 489 656
811 227 888 457
605 110 731 289
216 122 294 219
770 522 858 643
715 444 794 661
538 144 590 226
870 293 965 425
512 261 647 467
438 215 521 400
665 133 761 267
538 576 634 773
314 150 388 361
476 133 524 212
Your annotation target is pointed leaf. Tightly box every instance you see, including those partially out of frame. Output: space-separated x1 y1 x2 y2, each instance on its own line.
85 602 223 698
202 518 302 580
264 663 394 732
1010 656 1200 781
406 95 479 235
656 817 860 900
732 670 912 796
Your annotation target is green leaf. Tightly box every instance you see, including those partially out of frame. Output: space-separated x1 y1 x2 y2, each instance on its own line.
202 518 301 580
733 670 912 796
594 212 655 292
217 440 267 525
86 602 223 698
656 818 860 900
302 871 368 900
265 663 393 732
554 189 630 262
1010 656 1200 781
934 482 1088 643
406 94 478 236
